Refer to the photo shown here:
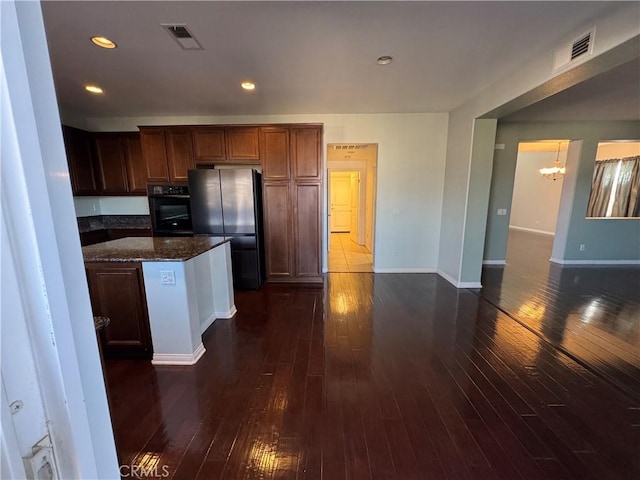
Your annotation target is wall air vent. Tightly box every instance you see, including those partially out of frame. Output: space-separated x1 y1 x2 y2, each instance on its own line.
334 145 369 151
162 24 203 50
553 27 595 72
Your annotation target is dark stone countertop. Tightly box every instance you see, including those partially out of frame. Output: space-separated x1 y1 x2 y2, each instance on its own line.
83 236 230 263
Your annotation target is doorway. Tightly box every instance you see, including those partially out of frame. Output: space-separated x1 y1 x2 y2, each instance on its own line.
505 140 568 267
327 144 377 272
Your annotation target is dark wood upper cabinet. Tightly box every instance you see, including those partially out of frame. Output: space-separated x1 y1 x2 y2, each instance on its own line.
193 127 226 166
165 128 195 182
122 134 146 194
62 125 97 195
291 127 321 180
93 134 129 194
261 127 290 180
140 127 194 183
226 127 260 162
139 128 169 182
86 263 152 358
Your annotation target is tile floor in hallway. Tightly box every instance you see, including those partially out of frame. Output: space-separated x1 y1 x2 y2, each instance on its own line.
328 232 373 272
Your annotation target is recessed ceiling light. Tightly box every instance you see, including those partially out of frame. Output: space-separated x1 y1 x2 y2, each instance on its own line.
91 36 117 49
376 56 393 65
84 85 104 94
241 82 256 91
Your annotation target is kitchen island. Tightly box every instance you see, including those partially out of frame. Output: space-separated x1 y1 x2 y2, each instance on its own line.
83 236 236 365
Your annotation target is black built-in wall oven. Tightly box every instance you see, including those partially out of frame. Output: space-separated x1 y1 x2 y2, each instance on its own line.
147 184 193 236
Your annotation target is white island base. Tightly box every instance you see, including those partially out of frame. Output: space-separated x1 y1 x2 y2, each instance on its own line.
142 241 236 365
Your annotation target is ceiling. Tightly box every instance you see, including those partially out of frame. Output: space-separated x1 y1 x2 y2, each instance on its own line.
40 2 633 120
501 57 640 122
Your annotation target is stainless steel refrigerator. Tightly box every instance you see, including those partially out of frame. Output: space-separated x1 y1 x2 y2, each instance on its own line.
188 168 265 289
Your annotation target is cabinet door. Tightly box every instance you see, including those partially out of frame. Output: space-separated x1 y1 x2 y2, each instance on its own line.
261 127 290 180
226 127 260 162
263 182 292 278
86 263 152 358
123 133 147 194
93 134 129 194
293 182 322 279
62 125 97 195
193 127 226 165
139 128 169 182
165 128 195 182
291 127 321 180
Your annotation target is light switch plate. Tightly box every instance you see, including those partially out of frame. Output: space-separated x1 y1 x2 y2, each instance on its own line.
160 270 176 285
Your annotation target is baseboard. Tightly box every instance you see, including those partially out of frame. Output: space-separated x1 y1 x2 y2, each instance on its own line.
550 258 640 265
437 269 458 287
214 305 237 319
509 225 554 236
200 315 216 334
483 260 506 265
152 343 206 366
373 268 437 273
437 270 483 289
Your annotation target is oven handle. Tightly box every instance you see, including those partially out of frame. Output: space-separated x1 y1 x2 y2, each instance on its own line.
148 194 191 199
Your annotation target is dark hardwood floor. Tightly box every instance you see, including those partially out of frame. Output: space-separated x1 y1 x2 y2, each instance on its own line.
105 268 640 479
481 229 640 400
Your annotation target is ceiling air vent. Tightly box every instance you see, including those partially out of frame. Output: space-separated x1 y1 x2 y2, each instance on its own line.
571 32 592 60
553 27 595 71
162 24 203 50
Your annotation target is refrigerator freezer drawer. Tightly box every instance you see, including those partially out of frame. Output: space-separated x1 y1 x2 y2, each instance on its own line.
231 248 261 290
230 235 256 250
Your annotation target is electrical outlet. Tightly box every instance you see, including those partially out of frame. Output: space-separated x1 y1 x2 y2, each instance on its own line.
497 208 507 216
160 270 176 285
579 244 586 251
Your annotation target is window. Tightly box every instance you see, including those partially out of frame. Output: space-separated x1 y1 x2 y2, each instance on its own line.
586 141 640 218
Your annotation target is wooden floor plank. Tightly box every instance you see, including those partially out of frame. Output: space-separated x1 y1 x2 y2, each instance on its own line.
104 257 639 479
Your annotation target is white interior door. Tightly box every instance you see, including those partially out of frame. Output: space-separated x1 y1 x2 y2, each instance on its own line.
349 172 360 243
330 172 352 232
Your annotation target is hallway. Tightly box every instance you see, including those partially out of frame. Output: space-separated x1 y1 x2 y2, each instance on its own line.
328 233 373 272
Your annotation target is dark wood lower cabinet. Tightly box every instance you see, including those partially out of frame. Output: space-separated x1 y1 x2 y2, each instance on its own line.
293 182 322 280
86 263 152 358
263 182 293 279
263 181 322 283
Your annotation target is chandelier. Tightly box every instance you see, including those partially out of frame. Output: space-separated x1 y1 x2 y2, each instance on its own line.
539 142 566 181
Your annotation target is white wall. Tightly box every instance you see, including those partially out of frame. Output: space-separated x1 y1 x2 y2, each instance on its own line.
595 142 640 160
74 196 149 217
510 149 566 235
81 113 449 273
